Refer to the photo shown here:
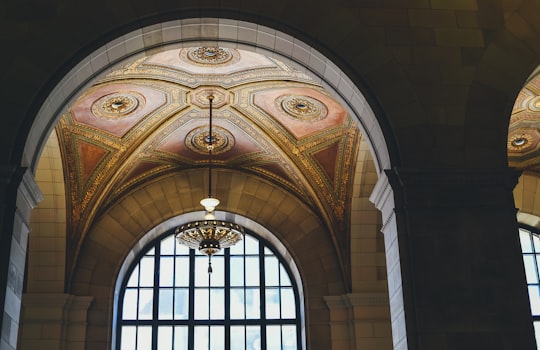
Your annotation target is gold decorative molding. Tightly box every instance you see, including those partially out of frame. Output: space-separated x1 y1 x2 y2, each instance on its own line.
277 95 327 121
183 47 238 66
185 125 235 155
91 92 144 119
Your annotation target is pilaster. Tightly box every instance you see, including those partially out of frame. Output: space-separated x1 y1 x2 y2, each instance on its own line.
0 168 42 350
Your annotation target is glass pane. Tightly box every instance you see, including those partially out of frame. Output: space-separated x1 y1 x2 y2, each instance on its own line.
280 264 292 286
127 266 139 287
158 326 173 350
246 288 260 319
210 326 224 350
137 326 152 350
160 257 174 286
265 256 279 286
123 289 138 320
174 326 189 350
534 322 540 350
195 288 209 319
520 229 533 253
210 289 224 319
194 326 209 350
245 257 259 286
147 248 155 256
534 234 540 253
174 288 189 319
231 326 246 350
139 257 154 287
161 235 176 255
524 255 539 284
229 239 244 255
264 247 273 255
281 288 296 318
138 288 153 320
283 325 297 350
246 326 261 350
159 289 173 319
230 257 244 286
230 288 245 319
266 288 280 319
245 235 259 254
195 256 211 287
121 326 136 350
529 285 540 316
175 257 189 287
176 243 190 255
267 325 281 350
210 256 225 287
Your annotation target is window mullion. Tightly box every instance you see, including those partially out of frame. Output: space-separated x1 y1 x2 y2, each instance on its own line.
188 249 196 350
152 242 160 349
225 248 231 350
259 241 267 350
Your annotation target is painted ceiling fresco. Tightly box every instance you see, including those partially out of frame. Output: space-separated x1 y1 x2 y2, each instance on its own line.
57 47 360 266
509 75 540 174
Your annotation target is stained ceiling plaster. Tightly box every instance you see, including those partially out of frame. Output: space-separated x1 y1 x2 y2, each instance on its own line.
56 47 361 275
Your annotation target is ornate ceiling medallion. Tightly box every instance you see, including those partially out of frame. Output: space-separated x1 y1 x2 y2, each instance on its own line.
91 92 144 120
184 47 238 66
528 96 540 112
186 125 235 155
508 132 536 152
277 95 328 121
191 88 228 109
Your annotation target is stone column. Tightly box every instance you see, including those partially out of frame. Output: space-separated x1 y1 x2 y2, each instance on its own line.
371 167 536 350
0 168 42 350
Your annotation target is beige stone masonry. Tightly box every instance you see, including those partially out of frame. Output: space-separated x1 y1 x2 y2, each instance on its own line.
19 294 93 350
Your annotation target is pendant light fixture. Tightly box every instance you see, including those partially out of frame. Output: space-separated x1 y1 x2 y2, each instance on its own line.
175 94 244 273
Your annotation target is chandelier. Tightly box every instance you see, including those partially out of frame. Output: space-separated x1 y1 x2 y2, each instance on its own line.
175 94 244 273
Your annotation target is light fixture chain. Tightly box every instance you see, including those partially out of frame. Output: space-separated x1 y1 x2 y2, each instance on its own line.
175 89 243 274
208 94 214 199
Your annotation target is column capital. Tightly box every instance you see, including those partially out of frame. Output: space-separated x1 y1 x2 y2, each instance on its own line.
18 169 43 210
383 167 522 210
385 167 521 188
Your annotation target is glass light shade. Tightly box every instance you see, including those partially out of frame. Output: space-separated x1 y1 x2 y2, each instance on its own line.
200 197 220 212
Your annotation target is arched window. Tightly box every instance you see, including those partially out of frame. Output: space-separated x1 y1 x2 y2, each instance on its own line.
116 229 302 350
519 226 540 345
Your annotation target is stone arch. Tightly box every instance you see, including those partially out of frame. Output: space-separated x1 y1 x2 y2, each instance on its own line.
19 15 397 350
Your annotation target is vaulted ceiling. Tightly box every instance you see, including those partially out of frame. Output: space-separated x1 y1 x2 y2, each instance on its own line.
509 74 540 174
56 46 360 268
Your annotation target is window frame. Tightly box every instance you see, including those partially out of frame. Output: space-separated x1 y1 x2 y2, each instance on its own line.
115 227 303 350
518 224 540 348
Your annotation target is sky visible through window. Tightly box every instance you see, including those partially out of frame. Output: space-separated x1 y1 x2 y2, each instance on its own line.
117 231 301 350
